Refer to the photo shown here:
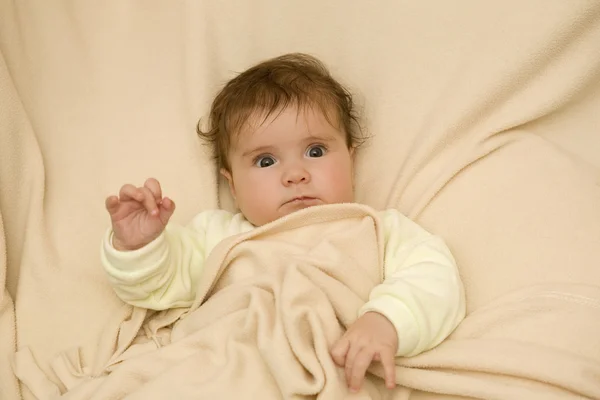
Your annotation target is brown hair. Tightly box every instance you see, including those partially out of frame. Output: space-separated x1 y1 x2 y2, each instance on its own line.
197 53 363 170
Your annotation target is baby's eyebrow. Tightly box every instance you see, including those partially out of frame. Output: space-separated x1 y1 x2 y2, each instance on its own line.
242 145 275 158
303 133 337 143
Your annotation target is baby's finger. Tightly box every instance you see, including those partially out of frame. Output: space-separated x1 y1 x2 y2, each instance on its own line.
379 350 397 389
144 178 162 201
138 186 159 216
344 342 363 389
119 184 143 202
158 197 176 224
330 336 350 367
160 197 175 211
105 195 120 214
348 348 373 392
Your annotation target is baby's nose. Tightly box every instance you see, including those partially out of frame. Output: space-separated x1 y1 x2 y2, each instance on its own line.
283 167 310 185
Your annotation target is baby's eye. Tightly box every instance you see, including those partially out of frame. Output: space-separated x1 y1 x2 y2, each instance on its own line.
255 155 277 168
306 145 327 158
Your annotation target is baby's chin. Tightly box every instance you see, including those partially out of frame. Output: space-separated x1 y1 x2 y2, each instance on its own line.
249 200 326 226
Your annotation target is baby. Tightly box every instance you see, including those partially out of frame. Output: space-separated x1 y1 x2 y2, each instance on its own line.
101 53 465 392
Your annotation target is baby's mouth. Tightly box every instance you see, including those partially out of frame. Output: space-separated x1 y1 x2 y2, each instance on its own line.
283 196 319 206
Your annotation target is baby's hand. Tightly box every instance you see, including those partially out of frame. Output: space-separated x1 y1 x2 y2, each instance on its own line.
105 178 175 251
330 312 398 392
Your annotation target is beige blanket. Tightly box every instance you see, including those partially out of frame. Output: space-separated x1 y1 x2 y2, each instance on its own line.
10 204 600 399
1 1 600 399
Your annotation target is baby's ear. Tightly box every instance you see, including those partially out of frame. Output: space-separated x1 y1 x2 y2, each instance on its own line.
220 168 236 199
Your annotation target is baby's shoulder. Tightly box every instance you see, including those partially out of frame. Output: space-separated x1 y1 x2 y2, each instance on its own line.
188 209 254 235
376 207 433 240
377 208 410 224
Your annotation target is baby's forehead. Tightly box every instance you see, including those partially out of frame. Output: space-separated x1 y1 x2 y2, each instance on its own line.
235 105 342 136
235 108 340 147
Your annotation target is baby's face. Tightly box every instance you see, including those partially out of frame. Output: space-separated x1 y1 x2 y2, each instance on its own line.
222 106 355 226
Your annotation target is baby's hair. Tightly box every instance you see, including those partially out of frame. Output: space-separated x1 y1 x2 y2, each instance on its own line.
197 53 364 171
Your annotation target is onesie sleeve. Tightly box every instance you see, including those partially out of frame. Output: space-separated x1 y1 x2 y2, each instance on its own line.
359 209 466 357
101 210 253 310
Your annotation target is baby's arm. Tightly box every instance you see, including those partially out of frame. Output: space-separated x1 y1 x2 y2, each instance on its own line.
101 210 252 310
331 209 465 392
360 209 466 356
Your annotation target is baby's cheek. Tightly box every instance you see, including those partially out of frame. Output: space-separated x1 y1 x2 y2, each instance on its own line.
244 177 276 205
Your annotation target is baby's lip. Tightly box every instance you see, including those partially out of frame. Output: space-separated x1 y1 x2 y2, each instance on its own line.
283 196 318 205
